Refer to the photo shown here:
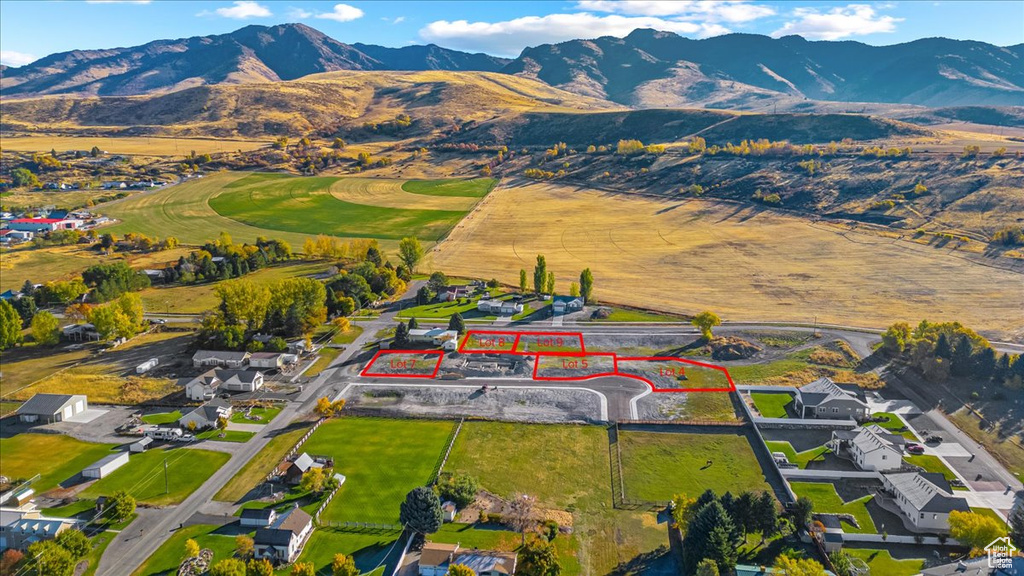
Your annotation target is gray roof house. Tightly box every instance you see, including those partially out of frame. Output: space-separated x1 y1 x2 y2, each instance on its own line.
793 377 869 420
285 453 324 485
254 507 314 564
881 472 970 532
182 369 264 401
0 505 83 550
179 399 233 430
16 394 88 424
240 508 278 528
830 424 906 471
192 350 250 369
552 296 584 315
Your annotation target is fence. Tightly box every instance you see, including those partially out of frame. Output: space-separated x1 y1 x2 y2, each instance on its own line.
610 423 670 511
754 417 858 430
318 521 403 534
263 417 327 483
736 392 798 504
780 469 882 480
842 533 961 546
429 417 465 485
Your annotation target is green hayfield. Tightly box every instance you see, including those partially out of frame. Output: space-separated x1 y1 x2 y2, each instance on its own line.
208 173 471 241
845 549 924 576
303 417 453 524
402 178 496 198
80 447 230 506
0 434 117 494
751 392 794 418
764 441 830 468
618 430 771 501
790 481 876 533
130 524 237 576
445 422 665 576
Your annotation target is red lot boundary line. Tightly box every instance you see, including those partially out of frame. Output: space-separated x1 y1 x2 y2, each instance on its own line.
361 350 444 379
615 356 736 393
532 351 618 381
459 330 586 355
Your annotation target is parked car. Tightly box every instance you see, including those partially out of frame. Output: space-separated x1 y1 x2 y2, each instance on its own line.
176 433 196 443
926 435 943 444
906 444 925 454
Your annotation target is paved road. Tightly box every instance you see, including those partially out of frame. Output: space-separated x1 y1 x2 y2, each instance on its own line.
96 284 413 576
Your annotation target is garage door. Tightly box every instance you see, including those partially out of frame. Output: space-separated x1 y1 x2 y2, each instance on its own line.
63 406 73 419
75 400 85 413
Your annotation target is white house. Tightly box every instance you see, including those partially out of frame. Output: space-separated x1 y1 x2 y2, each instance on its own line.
16 394 88 424
409 328 460 347
418 543 517 576
830 424 906 471
477 299 524 316
182 369 262 401
552 296 584 315
249 352 284 370
82 452 129 479
241 508 278 528
793 377 870 420
881 472 970 532
0 505 83 550
254 507 313 564
192 350 250 369
179 399 232 430
129 437 153 453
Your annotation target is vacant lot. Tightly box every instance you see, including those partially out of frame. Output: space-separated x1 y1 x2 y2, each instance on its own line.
445 422 667 576
6 364 177 403
618 429 770 501
80 447 230 506
432 182 1024 340
0 434 117 494
303 417 453 524
0 135 269 156
0 245 108 291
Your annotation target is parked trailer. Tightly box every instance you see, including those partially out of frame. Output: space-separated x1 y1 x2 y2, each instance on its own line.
136 358 159 374
145 427 183 440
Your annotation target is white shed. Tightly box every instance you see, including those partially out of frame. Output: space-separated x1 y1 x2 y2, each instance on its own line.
83 452 129 479
129 437 153 453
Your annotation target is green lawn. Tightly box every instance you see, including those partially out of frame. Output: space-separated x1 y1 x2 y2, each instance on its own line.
872 412 918 440
230 404 284 425
0 434 117 494
332 325 365 344
196 429 255 443
305 347 341 377
618 430 770 501
80 447 230 506
751 393 793 418
304 418 453 524
845 549 924 576
726 350 814 384
971 508 1010 531
292 529 405 576
130 524 238 576
82 530 118 576
402 178 496 198
592 308 680 322
445 422 666 576
215 422 312 502
790 482 876 533
209 173 470 241
764 441 830 468
141 410 182 425
905 455 960 484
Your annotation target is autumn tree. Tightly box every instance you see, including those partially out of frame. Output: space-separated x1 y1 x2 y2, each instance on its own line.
449 564 476 576
545 272 555 295
949 510 1006 554
0 300 24 350
290 562 316 576
569 282 580 297
108 490 136 523
533 256 547 294
692 310 722 340
235 534 254 559
248 558 274 576
209 558 247 576
315 396 346 418
184 538 200 559
773 556 827 576
398 237 424 272
518 537 560 576
332 554 359 576
26 541 74 576
579 268 594 302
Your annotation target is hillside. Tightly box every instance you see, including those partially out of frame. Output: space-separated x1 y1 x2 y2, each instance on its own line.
0 71 616 137
504 29 1024 109
0 23 508 97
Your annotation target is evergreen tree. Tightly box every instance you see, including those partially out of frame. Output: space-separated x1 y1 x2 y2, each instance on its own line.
394 323 410 346
791 496 813 529
973 347 997 380
519 269 528 293
399 486 442 534
934 333 953 359
683 501 737 575
733 491 756 535
408 317 419 330
996 353 1013 382
416 286 431 305
533 255 546 294
448 313 465 333
752 492 778 541
950 334 974 377
579 268 594 302
1009 505 1024 550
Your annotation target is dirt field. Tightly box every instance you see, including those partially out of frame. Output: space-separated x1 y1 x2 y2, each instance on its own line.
344 385 601 422
431 182 1024 341
0 135 269 156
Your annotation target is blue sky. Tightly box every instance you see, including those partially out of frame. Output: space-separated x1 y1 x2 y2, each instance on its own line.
1 1 1022 67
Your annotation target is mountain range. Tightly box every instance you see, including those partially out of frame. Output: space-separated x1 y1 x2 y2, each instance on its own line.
2 23 1023 111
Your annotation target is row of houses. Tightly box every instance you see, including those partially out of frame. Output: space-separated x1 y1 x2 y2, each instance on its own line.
0 504 83 551
192 349 300 370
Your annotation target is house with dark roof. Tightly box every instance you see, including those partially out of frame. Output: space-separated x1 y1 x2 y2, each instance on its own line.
418 542 517 576
881 471 970 532
16 394 88 424
182 369 264 401
793 377 869 420
179 399 232 430
240 508 278 528
284 453 324 485
254 507 313 564
830 424 906 471
552 296 584 315
922 555 1023 576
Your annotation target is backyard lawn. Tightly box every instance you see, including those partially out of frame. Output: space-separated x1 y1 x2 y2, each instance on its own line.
80 447 230 506
229 404 283 425
764 441 831 468
905 455 960 485
872 412 918 440
845 548 924 576
292 529 404 576
130 524 238 576
215 421 313 502
303 417 454 524
445 422 666 576
618 430 770 501
751 392 794 418
790 481 876 533
141 410 182 425
0 434 117 494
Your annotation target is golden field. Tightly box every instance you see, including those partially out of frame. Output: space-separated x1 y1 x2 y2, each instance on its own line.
0 135 269 156
431 182 1024 341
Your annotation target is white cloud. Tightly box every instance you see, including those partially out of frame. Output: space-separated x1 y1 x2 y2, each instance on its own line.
381 16 406 24
287 7 313 19
771 4 902 40
576 1 774 22
420 13 730 56
0 50 37 67
315 3 364 23
205 1 272 19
